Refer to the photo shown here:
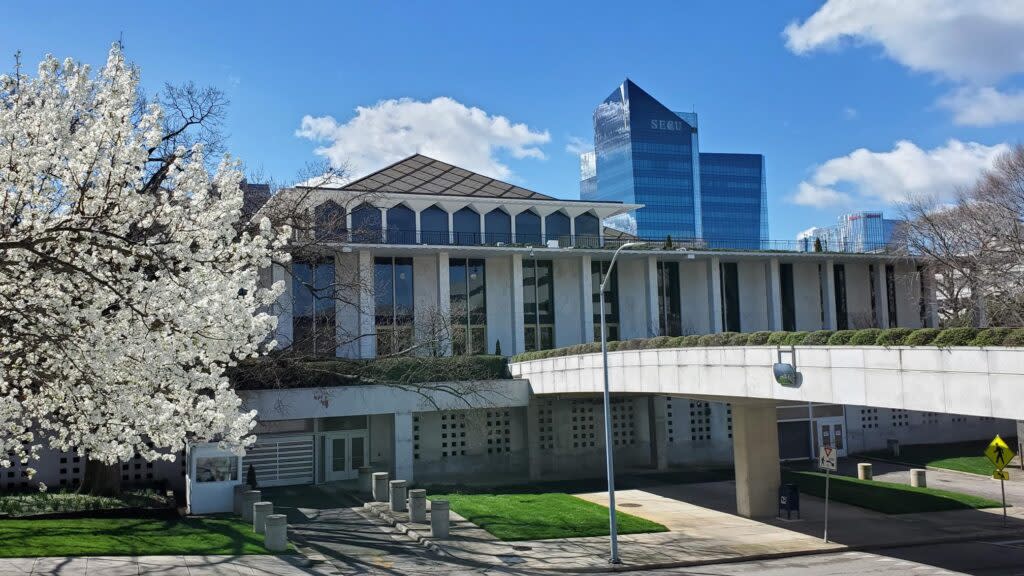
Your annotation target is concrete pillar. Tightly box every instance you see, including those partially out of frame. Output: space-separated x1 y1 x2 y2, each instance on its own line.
430 499 450 539
923 271 939 328
358 466 373 495
272 263 293 348
731 402 780 518
767 258 783 331
646 256 660 337
253 501 273 534
822 260 838 330
581 254 594 343
910 469 927 488
394 412 414 483
372 472 390 502
380 207 388 241
390 480 408 512
479 210 486 245
873 263 889 329
409 489 427 523
437 252 452 355
526 398 543 480
857 463 873 480
264 514 288 552
448 211 455 244
511 254 526 354
651 396 669 471
241 490 261 522
358 250 376 358
414 210 422 244
708 257 723 333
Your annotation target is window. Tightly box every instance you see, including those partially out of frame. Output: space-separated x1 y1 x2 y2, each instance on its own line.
523 260 555 351
720 262 740 332
351 203 381 243
869 264 878 325
917 265 928 327
453 207 481 246
386 205 416 244
575 212 601 248
420 205 449 245
293 258 336 356
657 261 682 336
314 201 346 241
834 263 848 330
515 210 542 245
885 264 898 327
450 259 487 355
780 263 796 331
545 211 571 246
485 209 511 244
592 260 620 341
195 456 238 483
375 257 414 355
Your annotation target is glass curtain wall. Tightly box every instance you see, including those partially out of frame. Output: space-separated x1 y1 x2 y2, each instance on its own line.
375 257 414 355
523 260 555 351
592 260 620 342
720 262 741 332
780 263 796 331
450 259 487 355
293 257 336 356
657 261 682 336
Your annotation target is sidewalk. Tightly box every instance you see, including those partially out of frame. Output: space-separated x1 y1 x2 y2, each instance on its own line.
0 554 333 575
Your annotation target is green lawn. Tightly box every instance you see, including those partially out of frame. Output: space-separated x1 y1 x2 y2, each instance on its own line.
0 516 290 557
429 493 668 541
864 440 1017 476
784 470 1002 514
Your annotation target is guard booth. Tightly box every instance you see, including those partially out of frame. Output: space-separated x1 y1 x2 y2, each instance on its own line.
186 443 242 514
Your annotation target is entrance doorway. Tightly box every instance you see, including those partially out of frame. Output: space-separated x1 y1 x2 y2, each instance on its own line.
816 417 847 457
324 431 367 481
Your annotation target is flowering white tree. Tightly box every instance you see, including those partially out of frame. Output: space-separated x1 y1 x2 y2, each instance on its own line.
0 45 288 492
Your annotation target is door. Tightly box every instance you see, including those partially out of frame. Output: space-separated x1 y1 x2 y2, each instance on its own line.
816 418 847 458
325 432 367 482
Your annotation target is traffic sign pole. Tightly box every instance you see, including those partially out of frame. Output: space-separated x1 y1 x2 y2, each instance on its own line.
823 468 831 543
1001 476 1007 527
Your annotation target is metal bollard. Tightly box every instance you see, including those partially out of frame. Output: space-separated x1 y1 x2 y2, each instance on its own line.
857 463 873 481
264 514 288 552
241 490 261 522
409 489 427 523
910 468 927 488
390 480 408 513
430 499 450 539
253 501 273 534
372 472 390 502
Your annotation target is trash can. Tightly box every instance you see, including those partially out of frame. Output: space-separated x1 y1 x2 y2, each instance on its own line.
778 483 800 519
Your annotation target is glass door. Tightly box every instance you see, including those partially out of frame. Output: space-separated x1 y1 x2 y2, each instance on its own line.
325 432 368 481
816 418 847 458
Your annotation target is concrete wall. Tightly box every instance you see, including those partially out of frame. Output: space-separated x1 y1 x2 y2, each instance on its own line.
413 255 441 351
844 262 874 329
485 255 514 355
846 407 1013 453
791 262 824 331
335 252 362 358
618 257 653 339
412 407 529 484
680 260 711 335
738 261 769 333
553 258 584 347
895 263 923 329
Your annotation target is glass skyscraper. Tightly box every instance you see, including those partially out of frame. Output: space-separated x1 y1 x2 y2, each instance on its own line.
581 79 768 249
797 212 901 253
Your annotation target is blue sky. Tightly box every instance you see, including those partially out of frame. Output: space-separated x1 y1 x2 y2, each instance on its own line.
4 1 1023 240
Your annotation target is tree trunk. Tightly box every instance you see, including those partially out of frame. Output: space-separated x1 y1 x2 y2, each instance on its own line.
78 459 122 496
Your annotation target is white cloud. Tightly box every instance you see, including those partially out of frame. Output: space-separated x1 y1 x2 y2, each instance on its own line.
565 136 592 155
296 97 550 180
791 139 1009 208
843 106 858 119
938 86 1024 126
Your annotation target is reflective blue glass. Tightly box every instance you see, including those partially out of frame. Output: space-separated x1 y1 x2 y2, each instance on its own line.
453 207 480 245
699 153 767 250
575 212 600 248
351 203 381 243
545 211 570 245
485 208 511 244
515 210 541 244
387 205 416 244
420 205 449 245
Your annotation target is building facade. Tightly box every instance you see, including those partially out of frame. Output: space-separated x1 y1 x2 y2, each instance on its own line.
798 211 901 253
581 79 768 250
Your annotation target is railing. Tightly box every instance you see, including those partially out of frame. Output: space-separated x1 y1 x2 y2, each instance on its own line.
313 227 895 254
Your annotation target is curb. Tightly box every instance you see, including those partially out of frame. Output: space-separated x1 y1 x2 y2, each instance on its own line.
859 455 1023 486
361 503 450 557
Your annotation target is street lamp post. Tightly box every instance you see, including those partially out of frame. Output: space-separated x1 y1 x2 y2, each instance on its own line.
599 241 647 564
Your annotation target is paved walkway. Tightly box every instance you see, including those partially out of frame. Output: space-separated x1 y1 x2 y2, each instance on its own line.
848 457 1024 506
0 554 332 575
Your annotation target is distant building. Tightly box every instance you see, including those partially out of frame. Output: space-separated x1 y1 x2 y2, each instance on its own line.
798 212 901 253
580 79 767 249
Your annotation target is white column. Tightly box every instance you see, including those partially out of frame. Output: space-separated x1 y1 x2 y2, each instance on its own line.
447 211 455 245
923 268 939 328
394 412 414 482
380 208 388 242
438 252 451 355
646 256 660 337
874 262 889 329
651 396 669 471
414 210 422 244
708 257 723 333
479 211 486 245
510 213 518 243
823 259 838 330
526 398 542 480
732 402 781 518
272 263 293 348
581 255 594 343
539 214 547 245
767 258 783 331
358 250 376 358
512 253 526 354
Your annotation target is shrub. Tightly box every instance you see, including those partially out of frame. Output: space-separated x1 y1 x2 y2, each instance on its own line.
729 333 751 346
607 340 622 351
905 328 941 346
827 330 857 345
876 328 914 346
680 335 703 347
766 331 790 345
849 328 883 346
801 330 834 345
698 332 735 347
1004 328 1024 347
933 327 980 347
747 331 772 345
973 327 1013 347
667 336 688 347
784 331 810 345
644 336 673 349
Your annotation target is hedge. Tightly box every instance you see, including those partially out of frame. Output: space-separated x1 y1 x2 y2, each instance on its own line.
232 355 510 389
509 327 1024 363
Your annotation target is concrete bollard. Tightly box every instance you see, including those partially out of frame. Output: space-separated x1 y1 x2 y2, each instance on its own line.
372 472 390 502
408 489 427 523
857 463 873 481
430 499 450 539
233 485 246 515
241 490 261 522
264 514 288 552
390 480 408 513
910 468 927 488
358 466 374 495
253 501 273 534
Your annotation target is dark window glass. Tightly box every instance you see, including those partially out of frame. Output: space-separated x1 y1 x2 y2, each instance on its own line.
720 262 740 332
834 264 848 330
453 207 481 246
387 205 416 245
515 210 542 245
575 212 601 248
484 209 511 244
420 205 449 245
351 203 381 243
523 260 555 351
450 259 487 355
293 257 336 356
657 261 682 336
375 257 415 355
917 265 928 327
545 211 571 246
592 260 620 342
869 264 878 326
886 265 898 328
780 263 796 332
315 201 346 241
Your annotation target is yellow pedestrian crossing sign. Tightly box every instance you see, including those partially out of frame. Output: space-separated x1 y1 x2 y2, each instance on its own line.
994 470 1010 481
985 435 1015 471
